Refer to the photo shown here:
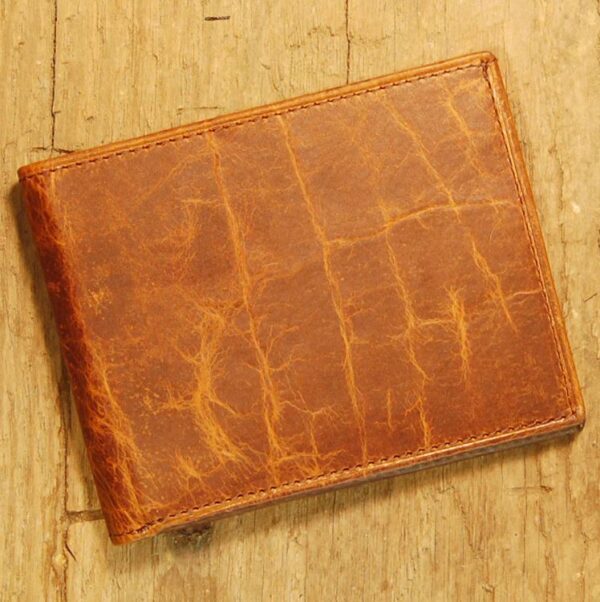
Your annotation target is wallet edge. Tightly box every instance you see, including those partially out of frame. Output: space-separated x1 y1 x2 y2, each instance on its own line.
482 59 585 427
18 51 496 180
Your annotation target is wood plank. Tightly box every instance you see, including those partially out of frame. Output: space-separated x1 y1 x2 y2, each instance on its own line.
2 0 598 600
0 1 67 600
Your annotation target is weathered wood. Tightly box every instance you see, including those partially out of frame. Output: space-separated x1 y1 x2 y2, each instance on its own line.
0 1 67 600
2 1 599 600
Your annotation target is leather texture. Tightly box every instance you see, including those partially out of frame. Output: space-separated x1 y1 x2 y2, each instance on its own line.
18 52 584 544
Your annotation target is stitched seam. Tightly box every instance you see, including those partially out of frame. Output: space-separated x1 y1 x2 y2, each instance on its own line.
481 63 573 415
113 413 572 539
21 61 486 181
46 60 571 540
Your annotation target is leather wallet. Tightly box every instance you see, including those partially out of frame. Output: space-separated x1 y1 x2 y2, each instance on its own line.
18 52 584 544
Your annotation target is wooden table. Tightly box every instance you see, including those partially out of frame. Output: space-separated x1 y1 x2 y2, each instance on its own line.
2 2 599 600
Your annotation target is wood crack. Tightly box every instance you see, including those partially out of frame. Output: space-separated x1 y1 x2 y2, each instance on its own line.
66 509 104 524
345 0 351 83
50 0 58 153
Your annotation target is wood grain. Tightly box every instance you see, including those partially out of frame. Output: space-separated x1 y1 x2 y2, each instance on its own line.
0 1 67 600
1 1 599 600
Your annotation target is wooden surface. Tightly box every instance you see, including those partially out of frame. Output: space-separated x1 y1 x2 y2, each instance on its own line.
1 1 599 600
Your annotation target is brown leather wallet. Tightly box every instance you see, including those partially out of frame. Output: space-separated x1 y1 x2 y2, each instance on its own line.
18 52 584 544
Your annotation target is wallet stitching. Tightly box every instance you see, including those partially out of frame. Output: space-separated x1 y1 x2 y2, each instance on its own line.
115 417 573 540
29 60 574 540
21 61 487 180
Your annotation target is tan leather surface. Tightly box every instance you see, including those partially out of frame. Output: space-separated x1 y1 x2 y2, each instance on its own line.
18 52 584 544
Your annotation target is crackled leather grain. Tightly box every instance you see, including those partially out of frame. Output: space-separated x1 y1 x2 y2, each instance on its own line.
19 53 584 543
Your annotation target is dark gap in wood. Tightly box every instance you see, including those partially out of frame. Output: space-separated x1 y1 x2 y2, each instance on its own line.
67 509 104 523
345 0 351 83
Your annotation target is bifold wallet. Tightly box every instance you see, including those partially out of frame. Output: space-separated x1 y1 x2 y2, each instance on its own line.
19 52 584 544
